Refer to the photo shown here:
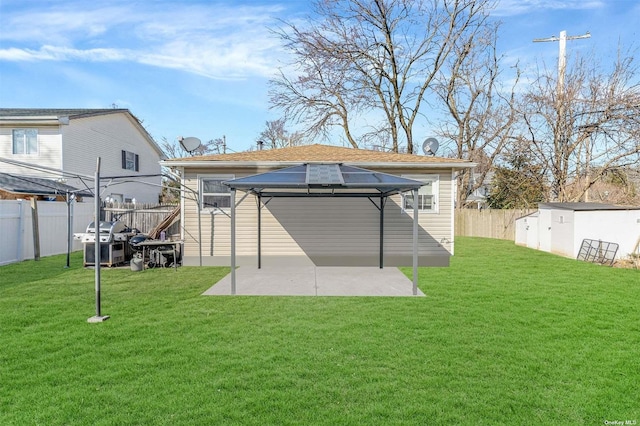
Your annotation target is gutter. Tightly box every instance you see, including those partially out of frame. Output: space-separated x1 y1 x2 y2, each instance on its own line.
0 117 64 125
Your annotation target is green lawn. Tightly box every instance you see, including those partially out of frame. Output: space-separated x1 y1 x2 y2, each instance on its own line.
1 238 638 425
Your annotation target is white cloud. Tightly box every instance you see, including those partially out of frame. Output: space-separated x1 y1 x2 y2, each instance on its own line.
0 0 291 80
0 45 131 62
494 0 604 17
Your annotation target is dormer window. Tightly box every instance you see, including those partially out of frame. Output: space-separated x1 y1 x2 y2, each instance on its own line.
12 129 38 155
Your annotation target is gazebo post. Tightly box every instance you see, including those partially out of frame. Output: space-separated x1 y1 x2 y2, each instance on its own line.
257 194 261 269
412 188 418 296
230 188 236 295
379 196 385 269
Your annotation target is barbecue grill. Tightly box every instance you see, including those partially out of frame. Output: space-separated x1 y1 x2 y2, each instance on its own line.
76 220 135 266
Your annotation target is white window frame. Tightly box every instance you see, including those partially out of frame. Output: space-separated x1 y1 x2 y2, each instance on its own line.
402 174 439 214
199 174 234 212
12 128 38 155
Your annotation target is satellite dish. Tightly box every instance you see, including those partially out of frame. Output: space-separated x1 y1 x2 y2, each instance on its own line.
179 136 202 153
422 138 439 156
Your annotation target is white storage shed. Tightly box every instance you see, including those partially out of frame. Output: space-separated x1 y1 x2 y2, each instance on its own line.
515 203 640 260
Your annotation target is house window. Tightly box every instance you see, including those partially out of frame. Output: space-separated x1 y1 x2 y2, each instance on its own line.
121 150 139 171
200 175 234 210
402 175 439 213
12 129 38 155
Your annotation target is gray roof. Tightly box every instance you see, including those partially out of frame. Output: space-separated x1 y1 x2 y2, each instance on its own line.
539 202 640 211
0 108 167 159
224 163 425 197
0 173 93 197
0 108 129 119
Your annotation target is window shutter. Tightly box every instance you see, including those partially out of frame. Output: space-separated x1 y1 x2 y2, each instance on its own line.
121 150 126 169
135 154 139 172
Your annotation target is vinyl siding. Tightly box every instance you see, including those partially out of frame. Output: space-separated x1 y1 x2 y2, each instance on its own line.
62 113 162 203
181 166 453 267
0 125 62 176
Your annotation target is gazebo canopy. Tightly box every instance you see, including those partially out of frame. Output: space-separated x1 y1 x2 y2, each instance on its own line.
223 163 425 295
224 163 424 196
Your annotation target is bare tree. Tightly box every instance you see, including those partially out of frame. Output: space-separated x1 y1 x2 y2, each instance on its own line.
433 23 520 207
258 119 306 149
580 167 640 205
522 46 640 202
159 136 228 203
270 0 496 153
160 137 182 159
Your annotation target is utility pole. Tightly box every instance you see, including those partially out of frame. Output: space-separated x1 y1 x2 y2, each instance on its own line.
534 30 590 201
533 30 591 98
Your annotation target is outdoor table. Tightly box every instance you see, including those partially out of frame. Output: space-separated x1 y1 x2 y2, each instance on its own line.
135 239 182 271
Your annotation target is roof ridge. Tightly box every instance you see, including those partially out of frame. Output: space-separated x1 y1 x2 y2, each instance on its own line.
167 143 471 165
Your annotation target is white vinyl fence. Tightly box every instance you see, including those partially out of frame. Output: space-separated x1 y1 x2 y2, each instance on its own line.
0 200 95 266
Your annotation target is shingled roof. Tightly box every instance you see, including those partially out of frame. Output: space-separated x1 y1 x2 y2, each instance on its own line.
164 144 473 166
0 173 92 197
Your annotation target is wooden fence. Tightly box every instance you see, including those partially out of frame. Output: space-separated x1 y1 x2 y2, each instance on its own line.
103 202 180 237
455 208 535 241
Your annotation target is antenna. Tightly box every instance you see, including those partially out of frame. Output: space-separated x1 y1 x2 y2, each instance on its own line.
178 136 202 153
422 138 439 156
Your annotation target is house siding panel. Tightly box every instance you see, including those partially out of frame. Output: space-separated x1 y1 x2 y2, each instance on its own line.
182 167 453 267
62 113 162 203
0 125 62 176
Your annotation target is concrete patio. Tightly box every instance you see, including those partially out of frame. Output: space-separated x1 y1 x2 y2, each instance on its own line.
202 266 425 297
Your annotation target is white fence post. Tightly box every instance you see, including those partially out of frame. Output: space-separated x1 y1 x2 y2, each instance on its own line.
18 199 24 262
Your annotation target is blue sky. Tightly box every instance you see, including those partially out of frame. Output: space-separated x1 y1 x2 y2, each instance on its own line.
1 0 639 154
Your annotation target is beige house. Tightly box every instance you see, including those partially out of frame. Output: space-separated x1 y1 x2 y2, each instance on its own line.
162 144 474 268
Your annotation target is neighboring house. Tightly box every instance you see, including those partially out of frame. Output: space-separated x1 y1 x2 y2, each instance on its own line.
162 144 475 267
515 202 640 260
465 170 494 209
0 108 165 203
